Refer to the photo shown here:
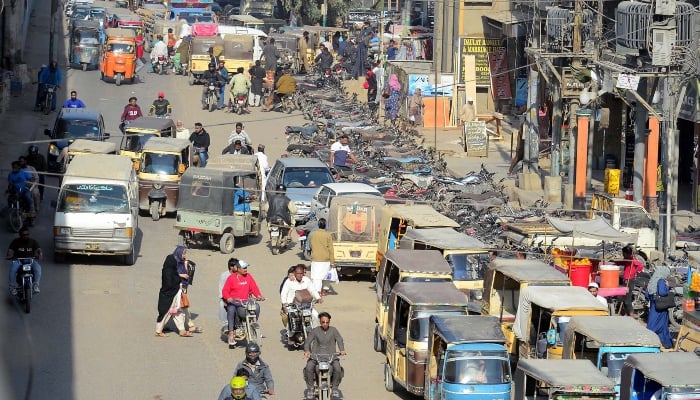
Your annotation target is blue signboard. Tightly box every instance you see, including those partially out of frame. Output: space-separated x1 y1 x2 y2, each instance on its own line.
515 78 528 107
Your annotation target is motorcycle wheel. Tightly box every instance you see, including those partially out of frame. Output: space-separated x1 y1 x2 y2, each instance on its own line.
285 104 293 114
287 134 302 145
115 73 122 86
22 278 32 314
246 318 259 344
320 385 330 400
82 63 87 72
43 93 51 115
219 232 235 254
209 98 216 112
383 363 398 392
150 202 160 221
237 106 243 115
8 208 22 233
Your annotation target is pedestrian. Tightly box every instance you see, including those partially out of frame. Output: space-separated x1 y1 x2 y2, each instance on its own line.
167 28 177 55
364 69 377 114
261 38 279 73
189 122 210 167
248 60 266 107
617 244 645 317
352 40 367 80
155 248 192 337
387 39 398 60
172 246 202 334
175 120 190 139
35 60 62 111
646 264 673 348
308 218 335 294
219 258 239 330
509 123 525 174
254 144 269 174
218 59 229 110
384 73 402 124
408 88 424 126
135 29 145 60
587 282 608 307
298 31 311 74
459 98 476 125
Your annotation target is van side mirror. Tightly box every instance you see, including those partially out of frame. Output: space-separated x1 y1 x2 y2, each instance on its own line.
44 129 52 137
50 200 57 208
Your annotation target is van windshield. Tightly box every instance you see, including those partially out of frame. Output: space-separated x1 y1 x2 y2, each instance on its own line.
444 351 510 385
56 119 100 140
57 184 129 213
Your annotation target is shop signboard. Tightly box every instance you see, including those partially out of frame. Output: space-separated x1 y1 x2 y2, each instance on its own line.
463 121 488 157
408 74 430 96
457 37 504 86
679 79 699 123
488 50 512 100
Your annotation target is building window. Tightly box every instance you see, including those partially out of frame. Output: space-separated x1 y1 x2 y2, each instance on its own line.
464 0 493 6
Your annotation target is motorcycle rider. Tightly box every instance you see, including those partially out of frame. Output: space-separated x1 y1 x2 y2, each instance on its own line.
26 145 47 202
7 227 43 295
222 260 265 346
148 92 172 117
217 374 261 400
304 312 346 399
7 161 36 221
227 122 252 148
262 68 296 112
150 35 169 72
18 157 41 214
314 44 334 74
221 140 250 155
235 343 276 395
62 91 86 108
35 60 62 111
229 67 251 113
219 259 239 330
201 63 225 110
280 264 322 340
266 184 296 242
120 97 143 133
189 122 210 167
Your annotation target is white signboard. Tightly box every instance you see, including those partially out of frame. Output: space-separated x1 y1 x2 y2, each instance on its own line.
616 73 640 90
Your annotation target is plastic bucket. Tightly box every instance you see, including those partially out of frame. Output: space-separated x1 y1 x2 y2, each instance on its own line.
569 263 592 287
599 265 619 289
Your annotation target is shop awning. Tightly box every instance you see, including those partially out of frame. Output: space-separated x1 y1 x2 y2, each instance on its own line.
678 78 699 123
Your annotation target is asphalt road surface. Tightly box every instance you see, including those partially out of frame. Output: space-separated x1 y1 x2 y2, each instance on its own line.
1 4 412 399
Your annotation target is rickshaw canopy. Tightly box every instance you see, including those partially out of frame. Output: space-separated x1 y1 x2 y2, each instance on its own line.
105 27 135 39
178 166 242 215
382 204 459 228
562 316 661 349
400 227 486 250
621 352 700 389
516 359 617 391
430 315 506 345
226 14 264 28
206 154 259 174
222 35 255 59
269 33 299 51
383 249 453 274
141 137 191 153
68 139 117 154
327 195 386 242
73 19 102 32
124 116 175 135
485 258 570 283
513 286 609 341
218 26 267 38
390 282 469 306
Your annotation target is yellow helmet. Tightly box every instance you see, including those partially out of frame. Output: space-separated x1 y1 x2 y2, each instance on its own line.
230 376 246 399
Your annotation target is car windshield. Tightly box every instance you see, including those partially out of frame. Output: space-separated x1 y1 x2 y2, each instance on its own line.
56 119 100 140
283 167 333 188
106 43 134 53
444 351 510 385
448 253 487 281
618 206 654 229
57 184 129 213
142 153 179 175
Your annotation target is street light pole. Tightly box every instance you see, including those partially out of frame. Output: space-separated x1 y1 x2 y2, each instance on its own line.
49 0 58 62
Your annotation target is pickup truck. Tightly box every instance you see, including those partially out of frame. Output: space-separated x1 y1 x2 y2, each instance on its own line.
502 193 659 259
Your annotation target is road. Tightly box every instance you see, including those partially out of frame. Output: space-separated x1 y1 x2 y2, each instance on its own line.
1 3 410 400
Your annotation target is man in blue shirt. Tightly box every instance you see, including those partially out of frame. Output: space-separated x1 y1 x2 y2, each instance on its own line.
35 61 63 111
218 59 229 110
7 161 35 215
234 186 252 212
63 91 86 108
387 40 398 60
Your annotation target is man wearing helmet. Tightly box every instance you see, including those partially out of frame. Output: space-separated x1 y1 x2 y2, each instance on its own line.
201 63 225 110
217 369 262 400
265 184 296 241
235 343 275 395
149 92 172 117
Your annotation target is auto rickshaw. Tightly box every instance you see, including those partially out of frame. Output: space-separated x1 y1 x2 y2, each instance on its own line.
175 156 262 253
226 14 264 30
302 25 349 56
374 249 454 353
70 20 102 71
261 18 286 34
424 315 511 400
279 29 318 71
222 34 255 73
512 286 609 360
62 139 117 172
382 282 469 395
675 309 700 352
562 316 661 395
100 27 136 85
269 33 300 73
135 138 192 221
399 227 490 296
376 204 459 271
619 353 700 400
120 117 176 161
326 194 386 277
514 359 617 400
188 35 224 85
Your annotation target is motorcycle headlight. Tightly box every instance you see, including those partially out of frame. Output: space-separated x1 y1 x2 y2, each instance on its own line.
48 144 60 157
153 183 163 190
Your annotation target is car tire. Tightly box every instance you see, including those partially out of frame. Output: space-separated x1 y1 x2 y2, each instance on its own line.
219 232 234 254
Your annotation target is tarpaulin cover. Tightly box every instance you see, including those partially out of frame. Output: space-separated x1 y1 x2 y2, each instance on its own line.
545 215 636 243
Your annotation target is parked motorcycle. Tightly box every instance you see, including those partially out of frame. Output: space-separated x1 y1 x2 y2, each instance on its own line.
270 92 295 114
285 300 316 349
331 59 351 81
12 258 36 314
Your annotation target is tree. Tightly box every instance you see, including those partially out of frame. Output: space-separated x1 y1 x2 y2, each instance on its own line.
279 0 362 26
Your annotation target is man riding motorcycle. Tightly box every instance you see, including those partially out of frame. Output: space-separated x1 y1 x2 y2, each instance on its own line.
229 67 251 113
7 160 36 220
7 227 43 295
150 36 169 72
221 260 265 346
314 44 334 74
266 184 296 242
262 69 296 112
235 343 275 396
304 311 346 399
201 63 226 110
149 92 172 117
280 264 322 340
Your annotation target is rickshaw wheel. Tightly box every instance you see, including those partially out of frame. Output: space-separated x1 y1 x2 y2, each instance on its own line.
219 233 234 254
82 64 87 72
384 363 398 392
188 72 195 86
373 324 385 353
150 203 160 221
115 74 122 86
177 231 187 247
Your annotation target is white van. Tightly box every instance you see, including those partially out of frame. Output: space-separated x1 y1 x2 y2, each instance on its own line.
53 154 139 265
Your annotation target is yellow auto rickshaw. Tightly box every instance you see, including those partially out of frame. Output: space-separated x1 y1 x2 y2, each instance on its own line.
302 25 349 56
188 35 224 85
120 117 176 162
100 28 137 86
225 14 264 30
62 139 118 172
222 34 255 73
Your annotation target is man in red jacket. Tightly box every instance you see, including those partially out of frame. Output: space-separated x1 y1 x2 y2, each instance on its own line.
222 260 265 346
120 97 143 133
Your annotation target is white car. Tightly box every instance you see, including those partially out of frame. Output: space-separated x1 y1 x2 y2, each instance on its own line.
311 183 382 221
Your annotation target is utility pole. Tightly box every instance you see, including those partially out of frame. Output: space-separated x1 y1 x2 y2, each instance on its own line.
569 0 583 210
525 0 540 173
322 0 328 27
49 0 59 62
664 75 680 256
